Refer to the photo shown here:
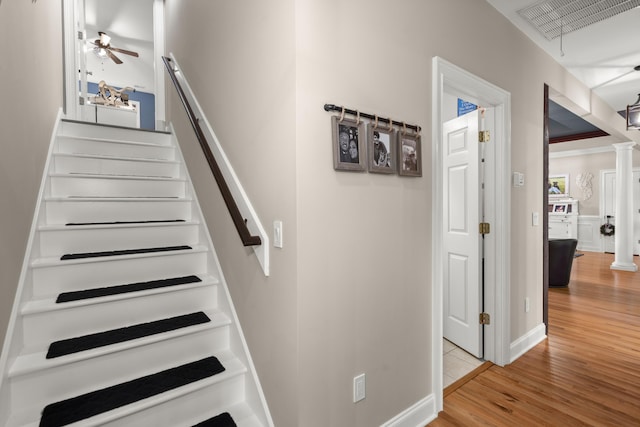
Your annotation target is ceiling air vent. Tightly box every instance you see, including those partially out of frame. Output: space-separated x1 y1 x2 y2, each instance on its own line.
517 0 640 40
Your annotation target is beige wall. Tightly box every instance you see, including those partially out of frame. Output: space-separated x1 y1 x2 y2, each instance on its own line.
164 1 631 426
550 149 640 215
164 1 299 426
0 0 63 351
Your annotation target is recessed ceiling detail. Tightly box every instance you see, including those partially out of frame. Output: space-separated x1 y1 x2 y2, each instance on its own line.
517 0 640 40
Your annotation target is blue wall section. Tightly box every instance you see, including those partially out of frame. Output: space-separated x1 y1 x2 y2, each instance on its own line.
87 82 156 130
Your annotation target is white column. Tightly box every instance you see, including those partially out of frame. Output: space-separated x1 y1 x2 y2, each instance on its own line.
611 142 638 272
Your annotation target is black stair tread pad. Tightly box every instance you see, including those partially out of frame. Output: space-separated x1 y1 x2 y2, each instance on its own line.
56 275 202 303
193 412 237 427
66 219 186 226
60 245 192 260
46 311 211 359
40 356 225 427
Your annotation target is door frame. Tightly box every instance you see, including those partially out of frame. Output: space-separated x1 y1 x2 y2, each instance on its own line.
62 0 166 127
431 57 511 411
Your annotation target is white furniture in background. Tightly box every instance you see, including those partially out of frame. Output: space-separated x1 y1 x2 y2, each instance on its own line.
95 101 140 128
549 198 578 239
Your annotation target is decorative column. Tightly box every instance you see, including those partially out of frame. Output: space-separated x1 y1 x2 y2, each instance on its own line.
611 142 638 272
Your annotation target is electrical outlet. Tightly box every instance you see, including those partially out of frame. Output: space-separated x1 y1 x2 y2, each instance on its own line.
525 297 530 313
353 374 365 403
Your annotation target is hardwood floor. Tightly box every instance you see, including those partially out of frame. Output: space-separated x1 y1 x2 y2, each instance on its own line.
429 251 640 426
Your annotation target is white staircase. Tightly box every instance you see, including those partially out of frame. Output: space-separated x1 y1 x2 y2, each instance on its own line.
0 119 272 427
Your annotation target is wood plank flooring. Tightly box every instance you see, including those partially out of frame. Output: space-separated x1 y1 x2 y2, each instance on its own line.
429 251 640 426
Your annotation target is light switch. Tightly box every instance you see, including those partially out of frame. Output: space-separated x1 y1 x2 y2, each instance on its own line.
512 172 525 187
273 220 283 248
532 212 539 226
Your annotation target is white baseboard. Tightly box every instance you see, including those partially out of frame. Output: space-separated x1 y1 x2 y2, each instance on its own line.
381 394 437 427
510 323 546 363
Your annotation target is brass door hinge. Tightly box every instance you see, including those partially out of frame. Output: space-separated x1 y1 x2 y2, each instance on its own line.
479 222 490 235
479 130 490 142
479 312 490 325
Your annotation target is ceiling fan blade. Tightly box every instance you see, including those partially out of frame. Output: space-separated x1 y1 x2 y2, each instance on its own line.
106 49 123 64
109 47 139 57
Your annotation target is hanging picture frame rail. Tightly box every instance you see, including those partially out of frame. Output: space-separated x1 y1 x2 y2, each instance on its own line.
324 104 420 133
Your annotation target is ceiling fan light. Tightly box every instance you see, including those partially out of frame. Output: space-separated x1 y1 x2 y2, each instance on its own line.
94 47 108 58
99 31 111 46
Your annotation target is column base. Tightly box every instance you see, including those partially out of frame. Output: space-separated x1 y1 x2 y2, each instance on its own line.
610 262 638 272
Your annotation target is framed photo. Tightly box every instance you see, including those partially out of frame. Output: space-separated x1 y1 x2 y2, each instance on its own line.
548 174 569 197
367 124 396 174
552 203 567 213
332 116 366 172
398 132 422 177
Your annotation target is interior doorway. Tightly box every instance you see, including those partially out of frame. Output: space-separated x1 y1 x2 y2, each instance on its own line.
432 57 511 412
62 0 166 129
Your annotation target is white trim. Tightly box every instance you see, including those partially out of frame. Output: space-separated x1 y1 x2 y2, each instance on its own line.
549 145 614 159
432 57 511 412
168 54 270 276
170 125 274 426
0 109 64 425
509 323 546 363
153 0 166 129
380 395 437 427
62 0 77 119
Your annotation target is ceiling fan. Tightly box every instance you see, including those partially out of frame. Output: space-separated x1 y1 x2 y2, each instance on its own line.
91 31 139 65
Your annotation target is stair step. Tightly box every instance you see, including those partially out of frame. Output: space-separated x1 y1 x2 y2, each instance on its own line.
59 119 172 145
52 153 181 179
44 197 193 225
193 412 237 427
23 275 216 315
60 245 192 261
31 246 210 299
49 174 187 198
56 135 175 161
39 356 226 427
56 274 202 303
39 221 199 258
46 311 211 359
22 284 218 351
65 219 185 226
10 308 230 378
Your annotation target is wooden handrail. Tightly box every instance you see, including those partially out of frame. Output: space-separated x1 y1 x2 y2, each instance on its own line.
162 56 261 247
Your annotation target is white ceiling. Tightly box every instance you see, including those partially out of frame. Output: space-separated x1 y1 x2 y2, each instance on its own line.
84 0 155 92
486 0 640 113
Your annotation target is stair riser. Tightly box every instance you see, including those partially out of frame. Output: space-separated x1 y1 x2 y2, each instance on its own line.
32 251 208 298
22 286 218 349
50 176 186 198
45 200 193 224
59 122 173 145
11 328 229 413
100 376 246 427
53 155 181 179
56 137 175 161
39 224 200 257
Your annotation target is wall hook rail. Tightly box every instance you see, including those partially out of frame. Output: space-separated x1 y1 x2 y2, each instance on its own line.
324 104 420 133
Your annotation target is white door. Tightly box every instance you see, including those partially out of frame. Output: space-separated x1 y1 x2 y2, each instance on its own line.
442 109 485 358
